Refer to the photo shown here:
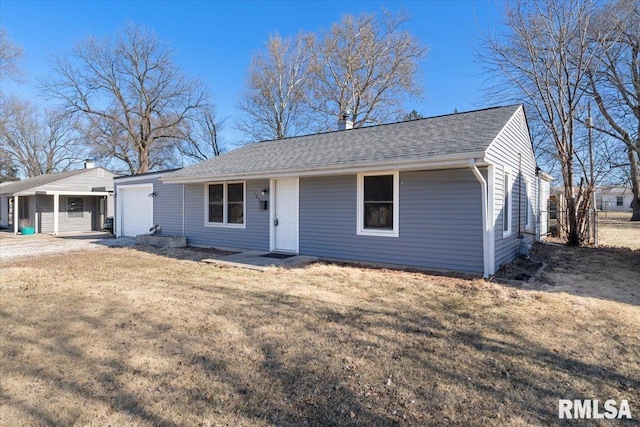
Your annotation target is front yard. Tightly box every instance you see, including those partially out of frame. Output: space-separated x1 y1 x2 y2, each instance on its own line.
1 243 638 426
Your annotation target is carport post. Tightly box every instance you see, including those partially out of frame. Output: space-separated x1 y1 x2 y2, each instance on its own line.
13 195 18 235
53 193 59 235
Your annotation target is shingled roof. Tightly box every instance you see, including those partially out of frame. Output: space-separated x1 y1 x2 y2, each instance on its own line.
0 169 88 195
165 105 522 182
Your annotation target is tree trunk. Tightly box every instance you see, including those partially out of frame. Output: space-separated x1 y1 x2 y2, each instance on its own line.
629 150 640 221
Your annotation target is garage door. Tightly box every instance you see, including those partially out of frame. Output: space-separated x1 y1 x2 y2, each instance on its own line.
119 185 153 237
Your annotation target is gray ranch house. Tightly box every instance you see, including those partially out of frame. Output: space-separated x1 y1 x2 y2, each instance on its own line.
0 161 118 234
115 105 551 278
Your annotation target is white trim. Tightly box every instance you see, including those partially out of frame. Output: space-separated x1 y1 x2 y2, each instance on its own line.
203 181 247 229
469 160 492 279
270 177 300 253
15 190 111 197
503 167 513 238
53 194 59 236
356 171 399 238
487 164 496 275
13 195 19 235
161 152 487 184
114 171 177 183
525 177 532 231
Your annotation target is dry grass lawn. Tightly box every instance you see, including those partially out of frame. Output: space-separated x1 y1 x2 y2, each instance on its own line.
1 244 639 426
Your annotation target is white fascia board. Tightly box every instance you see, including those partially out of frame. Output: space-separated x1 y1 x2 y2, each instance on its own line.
42 190 111 196
161 152 488 184
114 173 175 183
539 171 554 182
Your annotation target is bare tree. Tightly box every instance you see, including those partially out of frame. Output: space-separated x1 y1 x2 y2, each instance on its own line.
43 23 208 174
0 97 83 177
237 32 313 141
177 105 225 162
586 0 640 220
0 27 23 82
309 10 427 129
0 148 19 182
481 0 610 245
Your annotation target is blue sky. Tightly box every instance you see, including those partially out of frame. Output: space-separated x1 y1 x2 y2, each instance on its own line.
1 0 505 145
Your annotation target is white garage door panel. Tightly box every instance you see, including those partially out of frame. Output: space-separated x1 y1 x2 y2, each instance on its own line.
120 186 153 237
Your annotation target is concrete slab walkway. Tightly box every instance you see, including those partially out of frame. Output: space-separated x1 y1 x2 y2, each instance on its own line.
201 250 318 272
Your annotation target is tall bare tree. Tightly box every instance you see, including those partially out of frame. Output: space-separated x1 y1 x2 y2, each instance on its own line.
0 97 83 177
482 0 610 245
309 10 427 129
237 32 313 141
177 105 225 162
44 23 208 174
0 27 23 82
586 0 640 220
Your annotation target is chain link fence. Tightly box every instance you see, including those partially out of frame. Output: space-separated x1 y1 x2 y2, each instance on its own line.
546 199 640 249
596 211 640 250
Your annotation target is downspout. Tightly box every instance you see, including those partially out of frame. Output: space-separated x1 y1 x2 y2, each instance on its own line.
470 159 490 279
182 184 185 237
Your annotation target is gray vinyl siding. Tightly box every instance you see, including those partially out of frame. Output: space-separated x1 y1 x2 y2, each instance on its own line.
36 168 118 192
116 175 183 235
0 196 8 227
37 195 54 233
183 180 270 250
485 107 538 270
152 178 184 236
37 194 101 233
299 170 484 273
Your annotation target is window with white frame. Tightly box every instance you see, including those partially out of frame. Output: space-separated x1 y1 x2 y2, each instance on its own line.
67 197 84 218
357 172 399 237
503 169 512 237
206 182 245 227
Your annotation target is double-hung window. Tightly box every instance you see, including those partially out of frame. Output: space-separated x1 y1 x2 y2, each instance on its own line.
206 182 245 227
357 172 399 237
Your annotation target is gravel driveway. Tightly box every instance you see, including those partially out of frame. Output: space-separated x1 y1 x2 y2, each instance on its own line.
0 231 134 261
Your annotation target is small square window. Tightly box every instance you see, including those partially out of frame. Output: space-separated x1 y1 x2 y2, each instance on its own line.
68 197 84 218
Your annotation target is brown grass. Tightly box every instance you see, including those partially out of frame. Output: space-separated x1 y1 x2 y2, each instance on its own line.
1 246 639 426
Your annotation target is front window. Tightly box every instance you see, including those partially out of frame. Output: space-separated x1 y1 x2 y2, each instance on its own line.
68 197 84 218
206 182 245 227
616 196 624 207
357 172 399 237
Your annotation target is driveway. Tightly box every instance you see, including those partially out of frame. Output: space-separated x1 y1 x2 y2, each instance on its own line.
0 231 133 261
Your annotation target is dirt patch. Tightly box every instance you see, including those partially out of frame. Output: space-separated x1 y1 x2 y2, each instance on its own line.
493 242 640 306
1 246 639 426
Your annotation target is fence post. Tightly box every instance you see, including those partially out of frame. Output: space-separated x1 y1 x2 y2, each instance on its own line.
594 208 598 247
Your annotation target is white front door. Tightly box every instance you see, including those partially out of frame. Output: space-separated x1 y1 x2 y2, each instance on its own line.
273 178 299 253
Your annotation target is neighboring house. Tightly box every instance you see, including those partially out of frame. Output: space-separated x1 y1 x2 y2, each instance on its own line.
0 161 118 234
596 186 633 212
115 105 551 278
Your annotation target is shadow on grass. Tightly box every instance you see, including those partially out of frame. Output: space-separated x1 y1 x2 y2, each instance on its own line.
2 268 638 426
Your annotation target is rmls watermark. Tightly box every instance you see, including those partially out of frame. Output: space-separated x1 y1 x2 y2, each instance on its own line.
559 399 633 420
